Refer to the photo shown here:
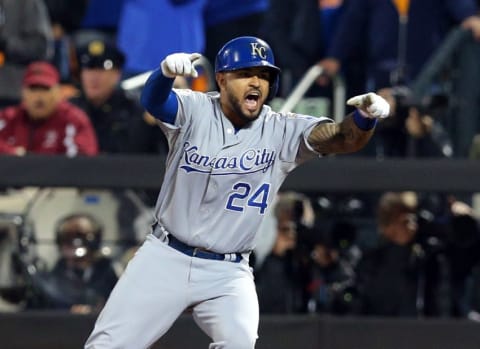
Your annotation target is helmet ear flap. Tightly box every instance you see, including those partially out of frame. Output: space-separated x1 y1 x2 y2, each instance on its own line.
215 36 281 100
268 73 280 101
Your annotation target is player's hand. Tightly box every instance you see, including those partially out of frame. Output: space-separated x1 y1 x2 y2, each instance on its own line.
347 92 390 119
161 53 201 78
462 15 480 41
316 58 340 86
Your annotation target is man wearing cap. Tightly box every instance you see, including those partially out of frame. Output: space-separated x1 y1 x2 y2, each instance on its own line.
0 61 98 156
70 39 167 154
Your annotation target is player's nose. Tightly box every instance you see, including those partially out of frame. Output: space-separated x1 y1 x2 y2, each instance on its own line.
248 75 261 86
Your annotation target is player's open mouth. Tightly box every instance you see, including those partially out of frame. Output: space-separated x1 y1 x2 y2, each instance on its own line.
245 92 260 111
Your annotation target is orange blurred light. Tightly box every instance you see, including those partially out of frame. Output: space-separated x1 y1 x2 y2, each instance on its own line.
191 74 209 92
392 0 410 17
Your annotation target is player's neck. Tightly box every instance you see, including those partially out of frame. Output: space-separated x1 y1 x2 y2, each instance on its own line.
220 103 248 129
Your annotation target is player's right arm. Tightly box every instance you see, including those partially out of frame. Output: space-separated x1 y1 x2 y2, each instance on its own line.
140 53 201 124
307 92 390 155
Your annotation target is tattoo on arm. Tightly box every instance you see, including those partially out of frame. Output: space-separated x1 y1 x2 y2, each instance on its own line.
307 113 374 154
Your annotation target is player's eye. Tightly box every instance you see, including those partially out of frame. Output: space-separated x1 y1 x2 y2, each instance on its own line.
237 71 250 78
258 72 270 81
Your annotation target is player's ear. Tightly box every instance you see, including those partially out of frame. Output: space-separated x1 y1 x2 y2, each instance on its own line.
215 72 225 90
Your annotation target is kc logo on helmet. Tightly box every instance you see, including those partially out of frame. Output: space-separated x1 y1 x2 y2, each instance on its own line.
250 43 267 59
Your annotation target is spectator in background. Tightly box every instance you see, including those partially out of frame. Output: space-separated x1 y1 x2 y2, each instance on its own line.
27 213 119 313
43 0 89 82
375 86 453 158
253 191 316 269
116 0 207 77
73 0 126 50
318 0 480 91
0 61 98 156
0 0 53 108
439 199 480 317
70 39 167 154
204 0 269 67
255 209 305 313
306 221 359 315
255 192 315 313
355 192 448 317
317 0 480 157
259 0 344 98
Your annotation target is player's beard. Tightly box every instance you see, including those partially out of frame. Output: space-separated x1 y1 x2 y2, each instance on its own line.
227 91 263 125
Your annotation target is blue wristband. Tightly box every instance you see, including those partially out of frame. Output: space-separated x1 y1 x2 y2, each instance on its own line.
353 110 377 131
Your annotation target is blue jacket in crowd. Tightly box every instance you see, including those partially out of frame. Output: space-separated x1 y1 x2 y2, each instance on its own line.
117 0 207 75
328 0 478 89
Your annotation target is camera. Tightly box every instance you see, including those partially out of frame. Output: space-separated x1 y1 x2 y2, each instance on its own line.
391 85 449 119
388 85 453 157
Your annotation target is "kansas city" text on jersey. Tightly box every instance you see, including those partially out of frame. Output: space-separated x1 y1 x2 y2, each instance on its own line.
180 141 276 174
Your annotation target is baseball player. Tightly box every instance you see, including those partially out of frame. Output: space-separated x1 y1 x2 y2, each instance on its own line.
84 36 390 349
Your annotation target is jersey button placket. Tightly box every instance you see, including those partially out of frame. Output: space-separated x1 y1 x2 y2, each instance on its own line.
224 126 240 147
203 176 218 205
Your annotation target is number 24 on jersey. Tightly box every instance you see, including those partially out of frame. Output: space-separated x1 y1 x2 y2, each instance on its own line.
226 182 270 214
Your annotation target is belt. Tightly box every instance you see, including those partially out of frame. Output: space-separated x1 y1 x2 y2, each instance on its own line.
152 224 243 263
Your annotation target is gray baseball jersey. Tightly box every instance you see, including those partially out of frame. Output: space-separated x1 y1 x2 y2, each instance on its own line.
84 87 333 349
154 89 332 254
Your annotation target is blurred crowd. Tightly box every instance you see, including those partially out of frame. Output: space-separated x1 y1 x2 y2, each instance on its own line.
2 0 480 158
254 190 480 320
1 0 480 321
3 188 480 322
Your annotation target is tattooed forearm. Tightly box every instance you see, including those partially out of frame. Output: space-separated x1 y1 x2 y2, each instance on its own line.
307 113 374 154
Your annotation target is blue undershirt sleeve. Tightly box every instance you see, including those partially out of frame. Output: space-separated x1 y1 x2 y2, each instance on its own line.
140 68 178 124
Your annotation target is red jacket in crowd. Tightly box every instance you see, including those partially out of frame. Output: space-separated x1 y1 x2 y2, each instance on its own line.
0 101 98 156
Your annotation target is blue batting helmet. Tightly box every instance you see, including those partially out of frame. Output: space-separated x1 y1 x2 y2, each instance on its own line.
215 36 281 100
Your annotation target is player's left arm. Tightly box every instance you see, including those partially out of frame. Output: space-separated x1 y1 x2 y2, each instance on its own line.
307 92 390 154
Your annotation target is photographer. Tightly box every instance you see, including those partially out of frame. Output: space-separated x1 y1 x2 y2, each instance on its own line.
355 192 450 317
440 199 480 318
27 213 119 313
306 221 360 315
255 192 315 314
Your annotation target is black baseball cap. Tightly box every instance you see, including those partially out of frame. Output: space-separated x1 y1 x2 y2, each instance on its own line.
77 39 125 70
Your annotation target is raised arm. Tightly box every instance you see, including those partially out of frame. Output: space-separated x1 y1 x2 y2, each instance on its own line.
307 93 390 154
140 53 201 124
